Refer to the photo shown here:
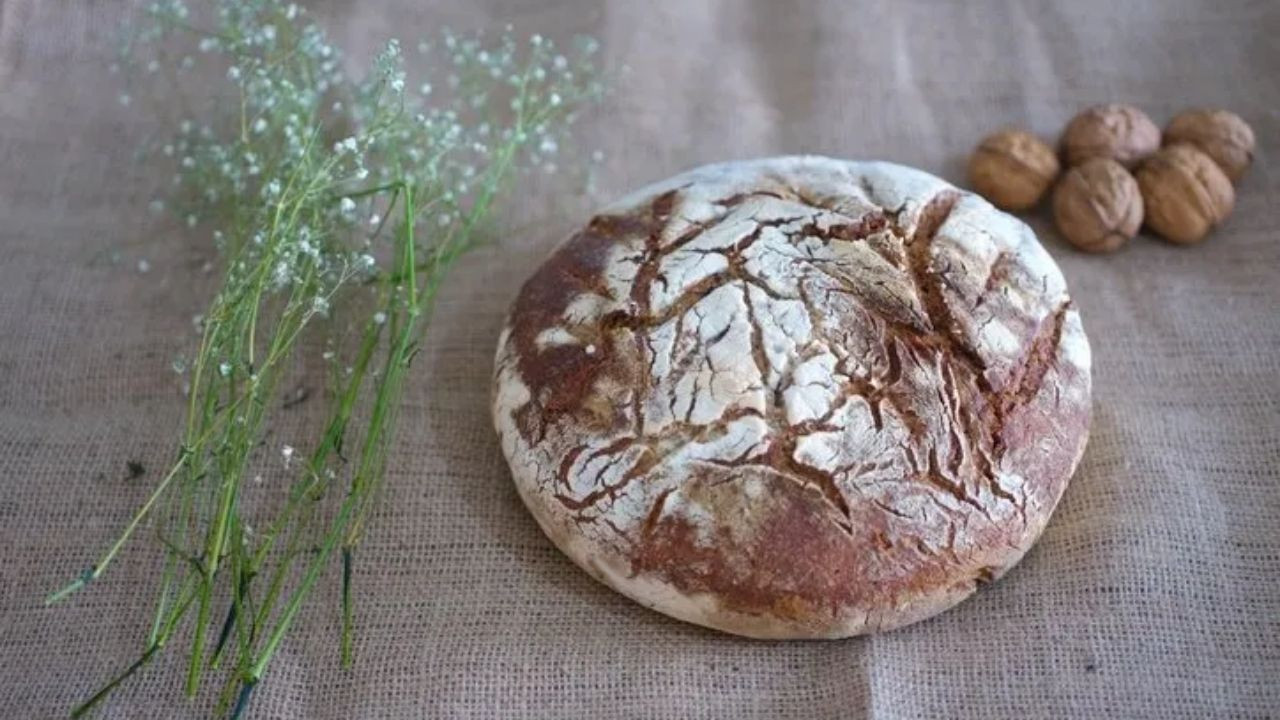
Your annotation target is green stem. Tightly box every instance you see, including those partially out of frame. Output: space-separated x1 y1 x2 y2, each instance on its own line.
71 575 200 718
340 547 354 668
46 452 189 605
71 645 161 719
249 496 355 681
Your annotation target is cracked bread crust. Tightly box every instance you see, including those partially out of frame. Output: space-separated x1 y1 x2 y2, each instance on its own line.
492 156 1091 639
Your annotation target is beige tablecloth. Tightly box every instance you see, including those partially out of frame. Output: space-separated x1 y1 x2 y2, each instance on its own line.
2 1 1278 718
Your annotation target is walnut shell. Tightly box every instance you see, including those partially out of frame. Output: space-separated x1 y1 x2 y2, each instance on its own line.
1061 104 1161 168
1136 145 1234 245
1052 158 1143 253
1164 108 1255 182
968 129 1061 211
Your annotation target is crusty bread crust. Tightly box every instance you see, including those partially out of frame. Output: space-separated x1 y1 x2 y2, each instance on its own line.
493 157 1091 638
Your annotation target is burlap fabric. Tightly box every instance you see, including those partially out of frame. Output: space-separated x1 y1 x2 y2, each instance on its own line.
2 1 1277 718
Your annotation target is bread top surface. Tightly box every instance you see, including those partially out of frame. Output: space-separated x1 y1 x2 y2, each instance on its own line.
492 156 1091 638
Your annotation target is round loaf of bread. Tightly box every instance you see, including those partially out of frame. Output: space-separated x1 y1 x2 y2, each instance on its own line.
492 156 1091 639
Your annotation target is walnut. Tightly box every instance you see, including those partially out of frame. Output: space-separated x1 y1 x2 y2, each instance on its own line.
1136 144 1235 245
967 129 1061 211
1163 108 1255 182
1061 104 1161 168
1051 158 1143 253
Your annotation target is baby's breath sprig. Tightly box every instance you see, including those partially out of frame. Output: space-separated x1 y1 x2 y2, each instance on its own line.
51 2 604 717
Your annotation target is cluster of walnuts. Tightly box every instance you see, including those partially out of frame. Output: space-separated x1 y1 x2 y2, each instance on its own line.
968 104 1254 252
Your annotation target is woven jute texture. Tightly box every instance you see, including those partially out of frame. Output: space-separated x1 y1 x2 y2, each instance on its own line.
1 1 1277 718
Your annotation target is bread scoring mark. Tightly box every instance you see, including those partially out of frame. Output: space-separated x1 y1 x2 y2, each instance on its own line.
990 302 1071 457
903 190 986 377
494 157 1091 636
522 185 1067 525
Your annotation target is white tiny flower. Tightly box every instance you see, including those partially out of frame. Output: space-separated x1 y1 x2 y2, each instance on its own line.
548 92 562 107
186 214 197 228
553 55 567 70
372 311 387 325
322 350 335 361
172 356 186 374
138 258 151 273
585 344 597 355
339 197 356 214
198 37 218 53
162 144 174 157
262 25 277 42
355 167 369 180
281 445 295 465
218 361 232 377
149 199 165 214
437 213 452 227
368 213 381 226
181 156 195 169
419 82 432 96
539 137 558 155
332 101 343 112
227 66 241 81
180 120 193 134
390 77 405 93
358 253 376 270
253 117 268 134
591 149 605 163
272 260 290 287
312 295 329 314
286 3 298 20
265 179 281 196
253 474 263 484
